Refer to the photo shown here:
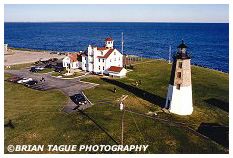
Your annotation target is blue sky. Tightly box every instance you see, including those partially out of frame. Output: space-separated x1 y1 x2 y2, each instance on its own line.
4 4 229 23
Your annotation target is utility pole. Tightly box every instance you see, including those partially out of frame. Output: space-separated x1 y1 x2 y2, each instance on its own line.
122 32 124 65
169 45 172 64
120 102 125 146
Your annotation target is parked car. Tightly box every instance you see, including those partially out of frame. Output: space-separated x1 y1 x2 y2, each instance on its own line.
17 78 33 84
54 67 64 73
70 94 87 105
30 67 39 72
8 76 22 83
48 58 58 62
24 80 38 87
44 64 53 69
35 66 44 71
60 52 66 55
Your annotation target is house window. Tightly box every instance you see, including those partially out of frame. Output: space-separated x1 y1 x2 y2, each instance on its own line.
110 59 112 62
177 72 181 78
179 62 182 68
119 57 120 60
114 52 116 55
101 52 103 55
176 84 181 90
99 66 101 70
103 66 105 70
85 57 86 60
114 58 116 61
103 59 104 62
99 59 100 62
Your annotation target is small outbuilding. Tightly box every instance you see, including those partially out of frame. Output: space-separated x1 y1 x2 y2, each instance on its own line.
107 66 127 78
4 44 8 54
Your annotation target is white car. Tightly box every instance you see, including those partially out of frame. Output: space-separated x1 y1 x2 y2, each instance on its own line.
35 67 44 70
17 78 33 84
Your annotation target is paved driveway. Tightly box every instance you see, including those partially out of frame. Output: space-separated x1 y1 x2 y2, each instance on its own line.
5 68 98 113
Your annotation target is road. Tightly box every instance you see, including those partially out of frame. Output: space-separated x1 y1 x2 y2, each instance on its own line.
4 68 98 113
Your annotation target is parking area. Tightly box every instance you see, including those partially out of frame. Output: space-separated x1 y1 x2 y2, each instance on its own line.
5 68 98 112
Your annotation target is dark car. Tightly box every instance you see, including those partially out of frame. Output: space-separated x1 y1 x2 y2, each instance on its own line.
44 64 53 68
24 80 38 87
29 67 39 72
54 67 64 73
7 76 22 83
70 94 87 105
48 58 58 62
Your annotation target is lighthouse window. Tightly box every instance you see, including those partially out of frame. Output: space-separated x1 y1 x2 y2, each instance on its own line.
176 84 181 90
179 62 182 68
177 72 181 78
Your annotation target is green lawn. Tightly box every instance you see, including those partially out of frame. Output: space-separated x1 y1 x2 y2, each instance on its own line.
5 63 33 70
81 60 229 153
4 59 229 154
36 68 55 74
51 72 84 78
61 72 84 78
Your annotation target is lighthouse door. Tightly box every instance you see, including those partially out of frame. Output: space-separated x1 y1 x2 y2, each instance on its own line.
167 100 171 109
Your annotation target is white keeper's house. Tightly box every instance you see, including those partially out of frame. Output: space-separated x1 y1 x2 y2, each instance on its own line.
63 38 127 77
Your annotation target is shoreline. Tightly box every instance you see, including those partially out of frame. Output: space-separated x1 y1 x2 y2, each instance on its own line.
5 47 229 74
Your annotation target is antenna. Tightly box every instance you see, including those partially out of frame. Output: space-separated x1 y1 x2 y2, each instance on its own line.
169 45 172 64
122 32 124 65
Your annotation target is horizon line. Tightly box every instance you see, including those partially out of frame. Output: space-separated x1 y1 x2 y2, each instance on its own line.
4 21 229 24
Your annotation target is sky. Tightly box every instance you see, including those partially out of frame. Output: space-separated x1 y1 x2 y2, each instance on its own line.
4 4 229 23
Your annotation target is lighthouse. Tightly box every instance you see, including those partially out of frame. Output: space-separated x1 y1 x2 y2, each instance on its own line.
165 40 193 115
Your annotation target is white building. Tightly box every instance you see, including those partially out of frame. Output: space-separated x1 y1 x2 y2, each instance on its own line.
63 53 82 73
63 38 127 77
4 44 8 54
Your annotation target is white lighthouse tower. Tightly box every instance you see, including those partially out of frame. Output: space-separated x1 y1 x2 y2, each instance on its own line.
165 40 193 115
104 38 114 49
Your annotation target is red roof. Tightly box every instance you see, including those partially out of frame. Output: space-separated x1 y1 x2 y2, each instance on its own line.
108 66 123 72
68 54 78 62
97 47 108 50
97 49 114 58
104 38 113 41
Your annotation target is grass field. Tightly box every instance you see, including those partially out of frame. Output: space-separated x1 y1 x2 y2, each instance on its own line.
4 59 229 154
5 63 33 70
36 68 55 74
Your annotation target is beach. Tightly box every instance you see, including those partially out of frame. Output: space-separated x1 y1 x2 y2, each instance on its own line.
4 49 65 66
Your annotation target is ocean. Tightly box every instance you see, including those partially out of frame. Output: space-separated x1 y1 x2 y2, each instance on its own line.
4 22 229 72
